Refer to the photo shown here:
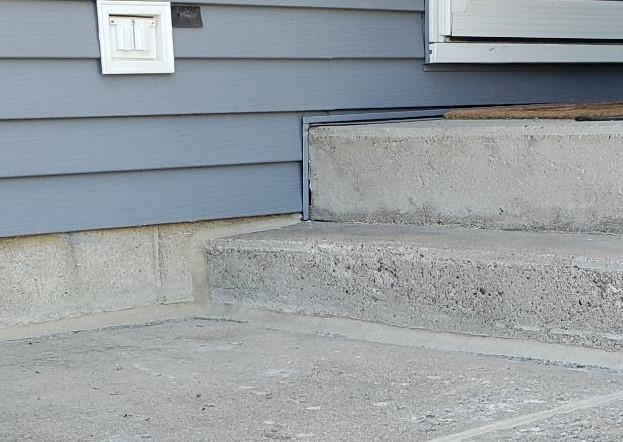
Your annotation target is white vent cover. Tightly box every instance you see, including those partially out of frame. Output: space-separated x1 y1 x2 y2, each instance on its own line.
97 1 175 74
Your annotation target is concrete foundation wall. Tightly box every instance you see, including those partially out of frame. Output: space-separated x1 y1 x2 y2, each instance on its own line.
0 215 300 329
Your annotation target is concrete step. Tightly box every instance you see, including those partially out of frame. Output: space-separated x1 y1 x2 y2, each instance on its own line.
206 222 623 351
309 119 623 233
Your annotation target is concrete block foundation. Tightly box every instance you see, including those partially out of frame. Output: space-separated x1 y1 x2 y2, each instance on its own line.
0 214 300 329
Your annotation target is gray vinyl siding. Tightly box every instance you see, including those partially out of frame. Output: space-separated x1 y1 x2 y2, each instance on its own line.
1 0 623 237
0 164 302 238
0 114 302 178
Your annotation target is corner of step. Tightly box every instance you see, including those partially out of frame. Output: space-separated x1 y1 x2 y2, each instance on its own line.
204 221 309 251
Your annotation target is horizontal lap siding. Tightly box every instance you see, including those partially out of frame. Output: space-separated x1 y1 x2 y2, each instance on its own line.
0 163 303 238
0 0 423 237
0 59 422 119
0 2 424 58
0 113 302 178
166 0 424 10
3 60 623 120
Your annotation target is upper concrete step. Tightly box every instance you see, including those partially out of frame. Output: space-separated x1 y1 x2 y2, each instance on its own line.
206 222 623 351
309 119 623 233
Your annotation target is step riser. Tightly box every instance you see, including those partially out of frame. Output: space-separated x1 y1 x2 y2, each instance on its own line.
309 120 623 233
207 227 623 351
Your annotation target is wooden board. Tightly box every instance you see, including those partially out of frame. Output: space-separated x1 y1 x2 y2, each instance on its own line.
445 103 623 120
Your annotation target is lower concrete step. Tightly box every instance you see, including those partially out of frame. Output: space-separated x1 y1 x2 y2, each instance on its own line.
309 119 623 233
206 222 623 351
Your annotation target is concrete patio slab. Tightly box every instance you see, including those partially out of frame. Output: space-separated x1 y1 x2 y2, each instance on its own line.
2 319 623 441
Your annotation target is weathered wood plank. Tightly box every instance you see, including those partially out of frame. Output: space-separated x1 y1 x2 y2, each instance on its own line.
0 163 303 237
445 102 623 120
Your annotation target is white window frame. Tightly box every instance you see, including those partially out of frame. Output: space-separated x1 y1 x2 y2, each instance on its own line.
428 0 623 64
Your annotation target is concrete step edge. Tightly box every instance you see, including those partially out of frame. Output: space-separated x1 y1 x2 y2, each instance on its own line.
206 222 623 352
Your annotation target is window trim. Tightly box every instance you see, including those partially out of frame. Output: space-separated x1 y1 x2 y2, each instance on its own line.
427 0 623 64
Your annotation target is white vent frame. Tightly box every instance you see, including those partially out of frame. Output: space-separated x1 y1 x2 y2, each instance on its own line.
428 0 623 64
97 0 175 75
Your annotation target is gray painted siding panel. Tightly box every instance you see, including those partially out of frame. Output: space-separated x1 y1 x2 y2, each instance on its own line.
0 1 99 58
3 59 623 120
171 0 424 10
0 2 423 59
0 113 302 178
0 163 302 238
52 0 424 11
0 59 421 119
174 7 424 59
1 1 427 237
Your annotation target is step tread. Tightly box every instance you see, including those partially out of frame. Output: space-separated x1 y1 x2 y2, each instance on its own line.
310 118 623 139
209 222 623 263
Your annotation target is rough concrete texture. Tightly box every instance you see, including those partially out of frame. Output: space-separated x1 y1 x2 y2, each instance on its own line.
473 401 623 441
206 222 623 351
0 215 300 329
3 319 623 441
309 119 623 233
